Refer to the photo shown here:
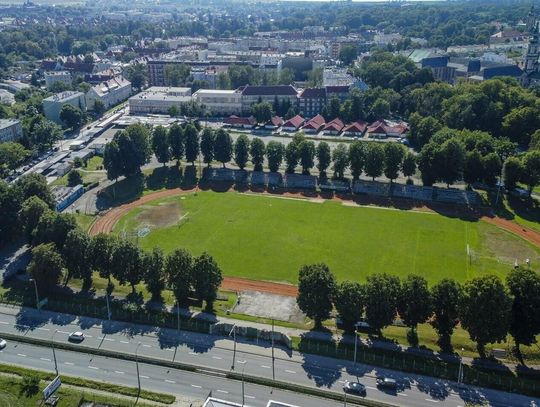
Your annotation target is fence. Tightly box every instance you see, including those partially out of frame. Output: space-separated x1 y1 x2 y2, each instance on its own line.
210 322 292 348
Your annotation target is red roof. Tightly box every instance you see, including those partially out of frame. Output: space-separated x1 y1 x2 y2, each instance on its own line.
283 115 304 129
367 120 407 135
224 115 256 126
302 114 325 130
342 121 367 134
324 118 344 132
268 116 284 126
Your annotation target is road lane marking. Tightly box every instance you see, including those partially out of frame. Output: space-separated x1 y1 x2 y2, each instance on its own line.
37 327 50 331
261 365 271 369
0 321 8 325
397 393 408 397
103 338 115 342
366 386 377 390
237 360 246 364
212 356 222 360
115 371 125 374
245 395 255 399
142 344 151 348
85 335 93 338
217 390 229 394
88 366 99 370
189 352 198 355
17 354 26 357
165 379 176 384
425 399 439 403
285 370 296 374
64 362 74 366
140 375 149 379
40 358 51 361
165 348 174 352
191 384 202 388
120 341 129 344
58 331 69 334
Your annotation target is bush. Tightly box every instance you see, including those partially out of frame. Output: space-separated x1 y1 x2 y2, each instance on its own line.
20 374 39 396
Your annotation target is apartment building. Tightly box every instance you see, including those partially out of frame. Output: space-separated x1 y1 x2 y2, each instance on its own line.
193 89 242 116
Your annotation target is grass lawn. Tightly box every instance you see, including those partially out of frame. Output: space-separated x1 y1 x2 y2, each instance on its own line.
113 191 540 285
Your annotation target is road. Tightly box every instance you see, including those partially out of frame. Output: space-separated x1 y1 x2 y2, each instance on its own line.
0 340 343 407
0 305 538 407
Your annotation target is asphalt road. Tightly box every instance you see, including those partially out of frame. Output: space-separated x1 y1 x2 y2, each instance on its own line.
1 305 538 407
0 340 343 407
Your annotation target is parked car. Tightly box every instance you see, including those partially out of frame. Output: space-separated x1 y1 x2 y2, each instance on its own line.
0 338 7 349
343 381 366 396
68 332 85 342
376 377 398 390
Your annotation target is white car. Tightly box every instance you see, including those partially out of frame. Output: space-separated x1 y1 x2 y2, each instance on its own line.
0 339 6 349
68 332 85 342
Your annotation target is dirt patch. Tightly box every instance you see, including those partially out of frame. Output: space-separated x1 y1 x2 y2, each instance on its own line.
480 222 540 265
232 290 305 323
222 276 298 297
135 201 182 228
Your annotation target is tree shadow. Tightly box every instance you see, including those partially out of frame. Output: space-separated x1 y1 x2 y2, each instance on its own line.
97 173 145 208
146 166 183 191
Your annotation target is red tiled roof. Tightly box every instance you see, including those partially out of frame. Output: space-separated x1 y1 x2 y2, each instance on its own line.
342 120 367 134
268 116 284 126
367 120 408 135
283 115 304 129
324 118 344 132
302 114 325 130
224 115 256 125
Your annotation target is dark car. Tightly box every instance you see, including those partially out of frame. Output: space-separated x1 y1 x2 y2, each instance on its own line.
343 381 366 396
376 377 398 390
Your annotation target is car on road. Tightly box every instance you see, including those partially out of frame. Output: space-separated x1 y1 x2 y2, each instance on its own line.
0 338 6 349
68 332 85 342
343 381 366 396
376 377 398 390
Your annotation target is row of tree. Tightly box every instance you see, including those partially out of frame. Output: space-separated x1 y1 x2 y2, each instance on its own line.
297 263 540 361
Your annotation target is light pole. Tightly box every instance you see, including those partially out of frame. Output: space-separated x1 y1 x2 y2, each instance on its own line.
176 301 180 332
458 347 465 385
29 278 40 310
271 319 275 381
51 329 59 375
135 342 142 398
241 363 246 406
353 327 358 368
230 325 237 370
105 292 111 320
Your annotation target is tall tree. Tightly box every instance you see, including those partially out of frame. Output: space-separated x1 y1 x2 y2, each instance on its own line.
298 140 315 175
365 273 400 336
397 274 432 346
316 141 331 177
59 104 83 129
327 96 341 121
383 143 405 182
143 247 166 302
332 143 349 179
502 156 522 191
334 281 365 334
152 126 171 166
266 141 285 172
18 196 50 243
364 143 385 181
250 138 266 172
166 248 193 306
111 239 143 294
16 173 54 208
439 138 465 187
251 102 273 124
459 275 512 358
521 150 540 196
296 263 336 329
28 243 63 296
200 127 215 167
91 233 117 287
184 124 200 165
463 150 483 186
506 267 540 364
285 142 299 174
214 129 233 168
348 141 365 180
191 252 223 311
234 134 250 170
402 152 416 181
168 124 184 164
62 228 92 289
103 140 123 181
430 278 461 353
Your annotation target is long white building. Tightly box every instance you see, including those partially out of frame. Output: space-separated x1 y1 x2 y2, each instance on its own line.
128 86 192 115
193 89 242 116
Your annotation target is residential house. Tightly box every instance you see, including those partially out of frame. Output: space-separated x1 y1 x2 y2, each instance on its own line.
323 118 344 135
282 115 304 132
44 71 72 90
301 114 325 133
325 85 350 102
85 76 132 110
42 91 87 124
367 120 408 139
0 119 23 142
223 115 256 129
265 116 284 130
193 89 242 116
342 121 367 137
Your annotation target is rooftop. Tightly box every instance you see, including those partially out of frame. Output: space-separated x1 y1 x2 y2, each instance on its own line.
43 91 84 103
0 119 21 129
241 85 298 96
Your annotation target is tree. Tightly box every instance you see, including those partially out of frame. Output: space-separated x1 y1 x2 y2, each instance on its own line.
91 233 117 285
439 138 465 187
481 152 502 187
327 97 341 120
143 247 166 302
200 127 215 167
339 44 358 66
397 275 432 346
430 279 462 353
332 143 349 179
234 134 249 170
103 139 122 182
152 126 171 166
166 248 193 305
364 143 385 181
16 173 54 208
93 99 106 116
168 105 180 118
214 129 233 168
348 141 365 180
521 150 540 196
285 142 299 174
266 141 285 172
111 239 143 294
529 129 540 150
168 124 184 164
365 273 400 335
506 267 540 364
32 211 77 251
250 138 266 172
383 143 405 182
164 64 190 87
370 98 390 121
59 104 83 129
278 68 294 85
62 228 92 289
67 170 82 187
298 140 315 175
502 156 522 191
18 196 50 243
463 150 483 186
334 281 364 334
459 275 511 358
402 152 416 181
27 243 63 295
217 71 231 90
191 252 223 311
251 102 273 124
0 142 29 174
28 118 62 152
296 263 336 329
316 142 331 177
125 63 147 91
184 124 200 165
408 114 442 148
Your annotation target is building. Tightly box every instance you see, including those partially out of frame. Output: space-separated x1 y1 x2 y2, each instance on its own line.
282 115 304 132
301 114 325 133
265 116 284 129
325 85 350 102
367 120 408 139
523 6 540 86
193 89 242 116
53 184 84 212
408 49 455 83
42 91 86 125
323 118 344 135
128 87 192 115
86 76 132 110
342 120 367 137
223 115 256 128
298 88 326 118
240 85 298 114
0 119 23 142
44 71 72 90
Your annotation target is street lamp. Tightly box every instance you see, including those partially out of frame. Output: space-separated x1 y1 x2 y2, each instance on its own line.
458 347 465 385
29 278 40 310
230 325 237 370
271 319 275 381
51 329 59 375
135 342 142 398
353 326 359 368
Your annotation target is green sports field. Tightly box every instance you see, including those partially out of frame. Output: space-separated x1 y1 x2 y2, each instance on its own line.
113 191 540 284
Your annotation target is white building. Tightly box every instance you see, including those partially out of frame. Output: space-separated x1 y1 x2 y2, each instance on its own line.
44 71 72 90
193 89 242 116
42 91 87 124
128 87 192 115
0 119 23 143
86 76 132 110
